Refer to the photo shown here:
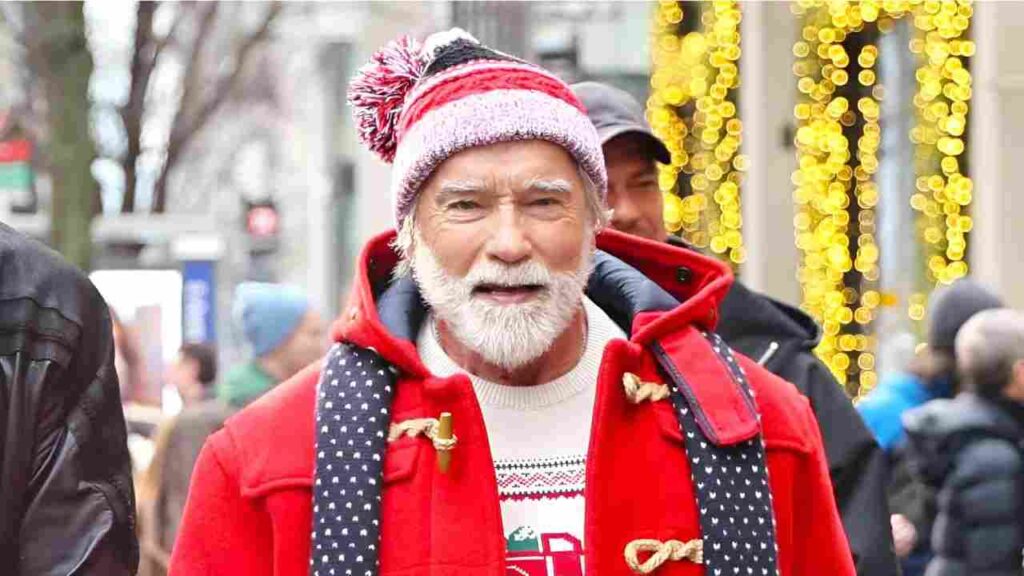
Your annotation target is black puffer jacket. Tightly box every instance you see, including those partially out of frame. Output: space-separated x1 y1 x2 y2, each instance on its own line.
903 394 1024 576
0 224 138 574
716 280 898 576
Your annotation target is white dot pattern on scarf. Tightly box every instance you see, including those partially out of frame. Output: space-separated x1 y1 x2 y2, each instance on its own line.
310 343 396 576
664 332 781 576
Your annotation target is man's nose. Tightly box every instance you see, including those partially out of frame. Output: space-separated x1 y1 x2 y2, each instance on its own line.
485 209 532 265
610 195 641 232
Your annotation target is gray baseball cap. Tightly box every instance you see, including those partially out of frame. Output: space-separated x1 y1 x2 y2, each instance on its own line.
572 81 671 164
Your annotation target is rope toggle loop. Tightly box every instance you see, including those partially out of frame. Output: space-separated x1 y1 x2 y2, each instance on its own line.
624 538 704 574
387 417 457 452
622 372 671 404
389 413 455 473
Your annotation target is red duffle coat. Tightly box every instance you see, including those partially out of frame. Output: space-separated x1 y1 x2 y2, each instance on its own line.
170 230 854 576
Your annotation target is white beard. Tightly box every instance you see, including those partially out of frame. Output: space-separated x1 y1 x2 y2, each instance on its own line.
411 233 595 371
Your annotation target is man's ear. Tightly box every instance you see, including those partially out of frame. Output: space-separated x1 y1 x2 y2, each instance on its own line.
1010 359 1024 400
1014 359 1024 382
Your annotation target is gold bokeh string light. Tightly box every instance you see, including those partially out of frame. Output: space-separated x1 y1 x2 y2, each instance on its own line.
791 0 973 395
648 1 748 265
909 1 974 315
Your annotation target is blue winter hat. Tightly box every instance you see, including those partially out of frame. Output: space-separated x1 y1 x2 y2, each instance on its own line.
233 282 310 357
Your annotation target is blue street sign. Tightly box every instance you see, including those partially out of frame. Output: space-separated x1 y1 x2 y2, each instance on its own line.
182 260 216 343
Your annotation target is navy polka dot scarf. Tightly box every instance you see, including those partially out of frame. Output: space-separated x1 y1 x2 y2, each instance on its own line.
661 332 781 576
310 335 779 576
310 344 396 576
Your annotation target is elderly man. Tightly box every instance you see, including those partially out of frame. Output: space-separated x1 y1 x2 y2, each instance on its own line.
573 81 898 576
171 30 852 576
903 309 1024 576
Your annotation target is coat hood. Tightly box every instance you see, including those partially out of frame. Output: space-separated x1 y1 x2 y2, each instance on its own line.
716 281 822 368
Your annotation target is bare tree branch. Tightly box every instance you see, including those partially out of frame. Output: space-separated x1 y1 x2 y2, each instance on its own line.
0 6 42 147
150 1 193 74
18 6 48 82
120 1 197 212
144 1 217 212
172 1 218 134
152 1 281 213
179 2 282 142
0 101 45 148
119 0 157 212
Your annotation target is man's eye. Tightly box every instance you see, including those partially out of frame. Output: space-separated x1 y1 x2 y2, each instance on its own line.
448 200 481 211
530 197 560 207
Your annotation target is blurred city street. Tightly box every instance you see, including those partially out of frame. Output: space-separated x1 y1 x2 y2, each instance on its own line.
2 2 1024 575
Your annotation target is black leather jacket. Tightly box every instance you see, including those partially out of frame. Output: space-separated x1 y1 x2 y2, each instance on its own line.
0 223 138 574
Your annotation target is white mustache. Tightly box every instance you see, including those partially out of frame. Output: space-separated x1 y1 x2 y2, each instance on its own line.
412 232 594 371
465 261 553 290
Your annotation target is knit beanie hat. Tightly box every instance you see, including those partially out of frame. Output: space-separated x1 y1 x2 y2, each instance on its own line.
348 28 607 226
232 282 310 357
927 278 1004 350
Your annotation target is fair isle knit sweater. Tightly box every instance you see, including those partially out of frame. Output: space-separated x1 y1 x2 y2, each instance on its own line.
417 297 625 567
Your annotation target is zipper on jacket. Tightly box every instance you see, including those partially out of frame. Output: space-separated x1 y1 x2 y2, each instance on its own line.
757 342 780 367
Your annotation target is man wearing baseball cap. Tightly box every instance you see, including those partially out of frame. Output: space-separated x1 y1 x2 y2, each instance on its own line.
574 80 898 576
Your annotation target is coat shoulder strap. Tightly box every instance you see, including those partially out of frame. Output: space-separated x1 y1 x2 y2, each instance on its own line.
653 325 759 446
653 327 781 576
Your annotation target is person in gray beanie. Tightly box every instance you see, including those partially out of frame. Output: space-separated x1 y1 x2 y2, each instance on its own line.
859 279 1005 452
927 278 1006 350
857 277 1004 575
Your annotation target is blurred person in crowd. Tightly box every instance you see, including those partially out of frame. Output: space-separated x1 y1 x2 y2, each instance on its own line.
166 343 218 407
0 223 137 574
902 308 1024 576
111 307 167 490
856 278 1003 574
111 306 149 404
139 343 229 575
219 282 326 408
573 80 897 576
172 30 853 576
859 279 1004 451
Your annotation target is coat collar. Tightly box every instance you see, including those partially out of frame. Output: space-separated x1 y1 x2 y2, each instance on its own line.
335 228 733 378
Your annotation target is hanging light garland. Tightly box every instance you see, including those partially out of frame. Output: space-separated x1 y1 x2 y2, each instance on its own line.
908 1 975 317
648 0 748 266
791 0 973 394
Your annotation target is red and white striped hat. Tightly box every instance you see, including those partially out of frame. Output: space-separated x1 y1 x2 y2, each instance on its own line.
348 28 607 226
